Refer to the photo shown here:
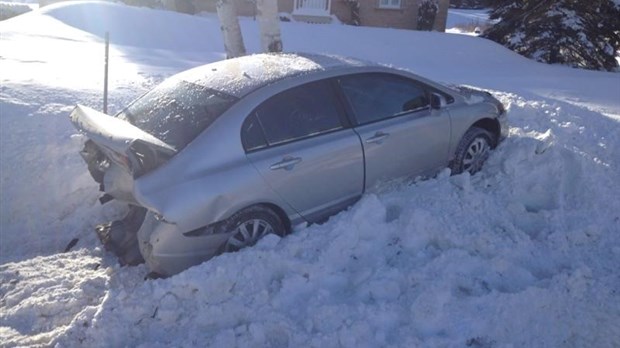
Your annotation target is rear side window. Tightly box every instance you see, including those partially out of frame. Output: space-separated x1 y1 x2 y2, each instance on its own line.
241 114 268 151
339 73 430 125
242 80 343 150
118 79 237 150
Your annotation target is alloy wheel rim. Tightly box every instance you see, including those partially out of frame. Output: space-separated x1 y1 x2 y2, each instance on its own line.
463 137 489 173
225 219 274 252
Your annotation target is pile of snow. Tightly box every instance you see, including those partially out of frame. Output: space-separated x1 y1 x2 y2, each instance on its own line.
1 1 619 346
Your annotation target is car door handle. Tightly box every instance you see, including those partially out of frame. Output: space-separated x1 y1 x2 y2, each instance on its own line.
365 132 390 144
270 156 302 171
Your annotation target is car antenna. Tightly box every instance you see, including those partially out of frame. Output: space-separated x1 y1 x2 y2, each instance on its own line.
103 31 110 115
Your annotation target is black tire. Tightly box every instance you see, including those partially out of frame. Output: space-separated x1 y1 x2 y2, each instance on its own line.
450 127 494 175
221 206 286 253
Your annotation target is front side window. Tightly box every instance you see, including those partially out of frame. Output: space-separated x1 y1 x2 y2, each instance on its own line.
378 0 401 9
339 73 430 125
246 80 343 148
118 79 237 150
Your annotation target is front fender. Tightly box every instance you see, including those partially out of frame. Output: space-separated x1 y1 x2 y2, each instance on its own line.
447 102 501 158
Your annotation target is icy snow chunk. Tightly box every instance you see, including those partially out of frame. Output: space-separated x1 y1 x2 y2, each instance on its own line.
248 323 266 343
534 129 555 154
565 225 602 246
410 289 452 335
350 194 387 230
0 251 108 347
400 208 445 252
212 329 236 347
365 279 401 301
255 233 281 250
155 293 180 324
450 172 472 191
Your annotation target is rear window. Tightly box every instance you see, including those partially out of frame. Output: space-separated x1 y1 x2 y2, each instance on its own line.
248 80 343 148
118 79 238 150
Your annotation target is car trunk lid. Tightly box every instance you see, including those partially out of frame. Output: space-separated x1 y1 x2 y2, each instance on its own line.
70 105 177 201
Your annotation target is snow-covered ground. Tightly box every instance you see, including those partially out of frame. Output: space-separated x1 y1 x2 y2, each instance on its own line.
1 1 619 346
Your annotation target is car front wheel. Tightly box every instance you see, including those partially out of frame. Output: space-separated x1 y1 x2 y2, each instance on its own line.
450 127 494 175
222 206 285 253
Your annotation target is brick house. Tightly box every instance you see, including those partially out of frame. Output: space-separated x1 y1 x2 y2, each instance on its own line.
194 0 419 30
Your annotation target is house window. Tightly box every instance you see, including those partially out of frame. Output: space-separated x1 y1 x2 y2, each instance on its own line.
378 0 401 9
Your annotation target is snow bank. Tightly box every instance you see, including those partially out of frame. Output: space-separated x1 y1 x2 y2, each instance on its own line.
36 0 219 50
1 1 619 346
42 93 619 347
0 250 109 347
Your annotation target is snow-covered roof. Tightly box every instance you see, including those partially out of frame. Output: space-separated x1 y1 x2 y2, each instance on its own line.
175 53 374 98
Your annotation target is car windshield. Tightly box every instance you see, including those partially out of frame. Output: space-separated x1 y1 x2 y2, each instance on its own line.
118 79 238 150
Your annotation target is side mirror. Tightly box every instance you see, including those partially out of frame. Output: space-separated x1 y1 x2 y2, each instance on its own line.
431 93 447 109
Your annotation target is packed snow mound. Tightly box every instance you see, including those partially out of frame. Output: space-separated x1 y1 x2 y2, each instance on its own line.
3 93 620 347
3 1 524 70
1 1 619 347
0 250 108 347
11 0 220 50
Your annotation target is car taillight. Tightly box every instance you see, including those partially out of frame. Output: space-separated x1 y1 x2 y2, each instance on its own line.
127 139 175 178
108 151 131 171
96 158 110 172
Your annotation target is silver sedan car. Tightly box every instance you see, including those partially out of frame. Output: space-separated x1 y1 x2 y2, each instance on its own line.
70 53 507 276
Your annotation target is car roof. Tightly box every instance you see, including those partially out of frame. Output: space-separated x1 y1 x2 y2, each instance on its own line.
172 53 379 98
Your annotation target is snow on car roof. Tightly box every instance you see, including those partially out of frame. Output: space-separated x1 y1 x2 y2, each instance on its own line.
174 53 374 98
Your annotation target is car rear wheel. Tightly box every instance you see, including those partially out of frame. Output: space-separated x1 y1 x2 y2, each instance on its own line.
450 127 494 175
223 206 285 253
